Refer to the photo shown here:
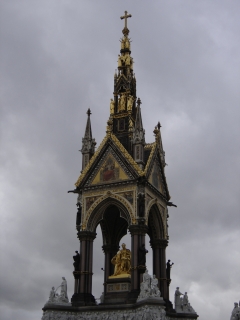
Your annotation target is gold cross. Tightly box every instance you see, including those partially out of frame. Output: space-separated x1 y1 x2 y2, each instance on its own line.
120 11 132 29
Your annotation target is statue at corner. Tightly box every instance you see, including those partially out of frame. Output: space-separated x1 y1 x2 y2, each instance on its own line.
231 302 240 320
151 275 161 297
174 287 183 312
138 244 148 266
73 250 80 271
137 269 161 301
110 98 115 115
48 287 56 303
166 259 174 279
59 277 69 303
110 243 131 277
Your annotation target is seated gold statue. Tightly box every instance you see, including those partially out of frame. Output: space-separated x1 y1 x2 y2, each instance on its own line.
110 243 131 277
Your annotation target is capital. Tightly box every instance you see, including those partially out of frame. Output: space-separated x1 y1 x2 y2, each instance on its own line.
129 224 148 235
77 231 96 241
150 238 168 249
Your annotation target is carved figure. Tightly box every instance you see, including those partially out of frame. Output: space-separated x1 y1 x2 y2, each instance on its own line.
125 37 130 49
121 38 125 49
166 259 174 279
110 98 115 114
138 244 148 266
231 302 240 320
125 52 131 66
73 251 80 271
59 277 68 302
110 243 131 276
138 193 145 217
48 287 56 302
174 287 183 311
111 251 122 276
118 55 122 67
76 204 82 226
118 94 126 111
99 292 104 304
127 95 133 111
151 275 160 297
183 292 188 305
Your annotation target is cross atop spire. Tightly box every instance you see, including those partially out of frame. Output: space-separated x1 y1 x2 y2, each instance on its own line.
120 11 132 35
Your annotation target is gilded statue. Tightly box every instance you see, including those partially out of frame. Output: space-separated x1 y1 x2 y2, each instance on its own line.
127 95 133 111
110 99 115 114
118 94 126 111
125 52 131 66
110 243 131 277
121 38 125 49
125 38 130 49
118 55 122 67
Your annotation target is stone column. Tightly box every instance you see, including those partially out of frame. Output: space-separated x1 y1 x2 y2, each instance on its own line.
127 224 148 303
71 231 96 306
102 244 119 294
151 238 168 299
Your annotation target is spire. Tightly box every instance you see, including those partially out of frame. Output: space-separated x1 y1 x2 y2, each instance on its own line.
153 121 166 168
133 98 145 169
108 11 137 154
81 109 96 170
84 108 92 141
133 98 145 145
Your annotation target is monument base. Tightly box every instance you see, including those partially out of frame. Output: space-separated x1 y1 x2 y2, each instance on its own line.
103 277 131 304
42 299 198 320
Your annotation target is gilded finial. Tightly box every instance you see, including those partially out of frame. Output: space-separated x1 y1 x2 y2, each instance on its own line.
120 11 132 36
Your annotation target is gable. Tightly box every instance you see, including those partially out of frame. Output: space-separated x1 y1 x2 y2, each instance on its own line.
89 151 130 186
148 158 166 196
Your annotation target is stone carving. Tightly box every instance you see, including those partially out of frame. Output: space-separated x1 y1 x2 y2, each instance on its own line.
76 203 82 226
151 275 160 297
138 244 148 266
110 243 131 277
42 305 167 320
118 55 122 67
230 302 240 320
174 287 196 314
166 259 174 279
48 287 56 303
46 278 69 304
73 251 80 271
137 269 161 301
125 52 131 66
118 93 126 111
127 95 133 111
174 287 183 312
110 99 115 115
59 277 69 303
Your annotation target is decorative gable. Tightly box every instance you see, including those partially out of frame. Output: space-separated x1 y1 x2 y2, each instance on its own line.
90 151 130 186
148 158 166 196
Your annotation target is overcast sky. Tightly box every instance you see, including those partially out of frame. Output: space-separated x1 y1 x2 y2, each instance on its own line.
1 1 240 319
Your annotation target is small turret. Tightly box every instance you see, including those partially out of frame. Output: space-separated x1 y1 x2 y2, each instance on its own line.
153 121 166 168
133 98 145 169
80 109 96 170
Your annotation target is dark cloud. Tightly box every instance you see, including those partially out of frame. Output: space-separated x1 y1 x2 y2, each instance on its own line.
1 1 239 319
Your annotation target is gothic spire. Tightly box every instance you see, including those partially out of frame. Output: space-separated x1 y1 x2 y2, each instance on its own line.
81 109 96 170
133 98 145 145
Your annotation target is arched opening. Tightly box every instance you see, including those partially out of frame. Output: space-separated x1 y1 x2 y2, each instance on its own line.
91 201 130 303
